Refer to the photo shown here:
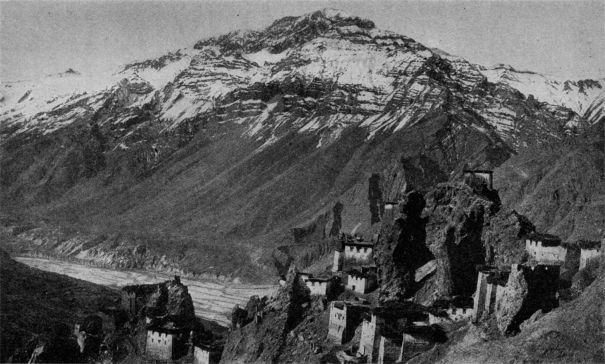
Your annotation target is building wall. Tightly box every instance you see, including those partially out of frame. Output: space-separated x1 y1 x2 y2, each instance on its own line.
448 307 473 322
332 251 343 273
121 291 136 316
344 246 373 263
193 347 210 364
145 331 174 360
580 249 600 270
306 280 328 296
377 336 386 364
346 275 367 294
525 239 567 263
358 314 378 360
465 171 493 189
484 283 502 317
472 271 488 322
475 172 492 187
428 308 473 325
383 204 395 224
328 302 347 343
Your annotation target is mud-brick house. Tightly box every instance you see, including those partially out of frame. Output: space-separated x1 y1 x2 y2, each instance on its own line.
120 283 158 317
193 343 221 364
344 237 374 264
428 297 474 325
463 169 494 190
193 345 210 364
357 303 429 364
305 276 331 296
525 232 567 264
300 274 340 297
578 240 601 270
472 267 510 322
382 201 400 224
145 321 189 361
327 301 370 344
345 266 378 294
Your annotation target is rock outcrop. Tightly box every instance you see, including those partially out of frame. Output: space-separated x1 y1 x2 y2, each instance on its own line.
481 209 535 267
145 277 196 323
375 182 535 306
220 265 312 363
496 265 528 334
375 191 431 302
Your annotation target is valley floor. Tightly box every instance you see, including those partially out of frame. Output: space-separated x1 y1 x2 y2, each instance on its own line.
16 257 277 326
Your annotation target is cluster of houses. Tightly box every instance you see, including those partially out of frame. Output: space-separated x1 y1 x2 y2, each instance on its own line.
327 298 468 363
317 170 602 363
117 170 602 364
297 233 378 298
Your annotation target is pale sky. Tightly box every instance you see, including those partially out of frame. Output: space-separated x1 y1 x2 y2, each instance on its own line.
1 1 604 82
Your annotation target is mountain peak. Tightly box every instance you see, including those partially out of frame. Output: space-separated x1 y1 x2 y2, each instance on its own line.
194 8 376 54
490 63 537 75
310 8 373 25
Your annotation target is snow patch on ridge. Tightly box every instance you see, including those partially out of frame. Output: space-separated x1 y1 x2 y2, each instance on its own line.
243 49 289 66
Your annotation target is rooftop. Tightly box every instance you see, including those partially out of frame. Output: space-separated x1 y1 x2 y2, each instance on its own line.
485 270 510 286
526 232 562 246
577 240 601 250
431 296 474 310
368 302 429 321
463 169 493 174
146 320 186 333
343 240 374 247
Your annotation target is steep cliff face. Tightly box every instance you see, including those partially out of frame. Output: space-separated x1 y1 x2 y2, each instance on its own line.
375 183 534 305
494 121 604 242
375 191 432 302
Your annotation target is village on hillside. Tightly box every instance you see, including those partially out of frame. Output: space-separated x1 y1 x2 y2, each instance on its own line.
94 170 602 364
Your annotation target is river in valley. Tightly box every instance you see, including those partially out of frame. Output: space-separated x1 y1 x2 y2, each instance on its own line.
15 257 277 327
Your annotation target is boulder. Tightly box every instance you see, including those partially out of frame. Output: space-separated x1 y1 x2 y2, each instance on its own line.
519 309 544 331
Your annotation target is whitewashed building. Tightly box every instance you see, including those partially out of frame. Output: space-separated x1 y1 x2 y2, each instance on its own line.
525 232 566 263
578 240 601 270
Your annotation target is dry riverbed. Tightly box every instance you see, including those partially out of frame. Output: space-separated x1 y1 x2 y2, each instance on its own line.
16 257 277 326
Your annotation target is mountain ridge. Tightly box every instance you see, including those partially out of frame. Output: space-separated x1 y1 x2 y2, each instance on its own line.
1 9 602 282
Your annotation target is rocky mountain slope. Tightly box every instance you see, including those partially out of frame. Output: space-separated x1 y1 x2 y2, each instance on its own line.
480 64 604 124
1 9 602 282
494 121 604 242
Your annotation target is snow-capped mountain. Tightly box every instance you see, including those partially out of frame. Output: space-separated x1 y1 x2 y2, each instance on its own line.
3 9 599 144
480 64 604 124
1 9 602 280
